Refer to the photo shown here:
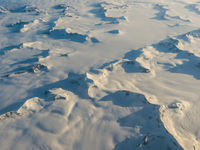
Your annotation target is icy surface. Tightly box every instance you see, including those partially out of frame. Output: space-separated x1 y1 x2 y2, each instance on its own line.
0 0 200 149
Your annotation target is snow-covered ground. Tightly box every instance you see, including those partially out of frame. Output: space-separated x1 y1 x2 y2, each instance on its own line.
0 0 200 149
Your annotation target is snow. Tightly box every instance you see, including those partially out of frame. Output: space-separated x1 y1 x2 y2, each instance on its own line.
0 0 200 149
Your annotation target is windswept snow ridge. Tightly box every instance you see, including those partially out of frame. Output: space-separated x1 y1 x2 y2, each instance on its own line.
0 0 200 150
